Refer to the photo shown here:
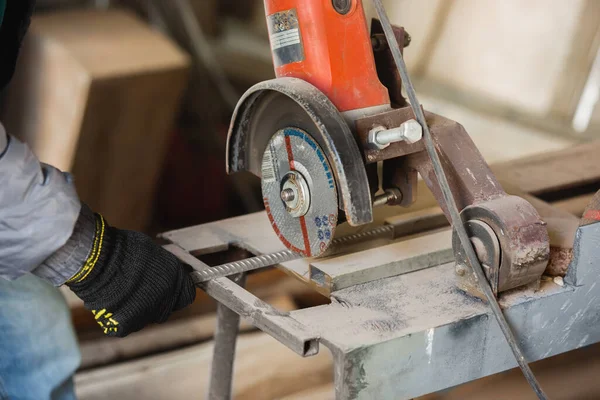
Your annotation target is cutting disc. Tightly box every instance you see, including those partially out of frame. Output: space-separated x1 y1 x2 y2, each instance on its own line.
261 127 338 257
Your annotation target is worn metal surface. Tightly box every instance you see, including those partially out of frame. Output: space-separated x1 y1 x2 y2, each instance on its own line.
453 219 501 296
355 106 423 163
371 19 408 108
370 111 551 295
209 273 246 400
162 214 600 399
310 229 454 293
455 196 550 294
162 210 457 295
383 207 448 237
356 108 552 297
288 222 600 399
404 112 506 215
226 77 373 227
181 193 574 287
382 156 419 207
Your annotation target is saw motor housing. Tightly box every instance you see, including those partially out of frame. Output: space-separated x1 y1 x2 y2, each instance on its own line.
226 0 550 295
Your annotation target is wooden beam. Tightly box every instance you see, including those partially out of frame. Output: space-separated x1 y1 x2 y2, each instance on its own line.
75 332 333 400
552 193 596 217
279 384 335 400
493 140 600 195
79 295 296 370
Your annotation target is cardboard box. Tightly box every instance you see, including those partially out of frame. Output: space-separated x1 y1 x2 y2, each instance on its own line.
4 9 190 231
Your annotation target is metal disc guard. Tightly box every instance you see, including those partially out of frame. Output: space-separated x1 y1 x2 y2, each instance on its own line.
226 77 373 227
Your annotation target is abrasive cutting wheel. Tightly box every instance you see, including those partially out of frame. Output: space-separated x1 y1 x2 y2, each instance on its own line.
226 79 374 259
261 128 338 257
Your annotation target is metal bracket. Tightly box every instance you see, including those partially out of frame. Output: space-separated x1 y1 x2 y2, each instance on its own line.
166 244 320 357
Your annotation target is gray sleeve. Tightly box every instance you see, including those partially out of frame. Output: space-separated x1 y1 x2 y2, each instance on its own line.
0 122 90 285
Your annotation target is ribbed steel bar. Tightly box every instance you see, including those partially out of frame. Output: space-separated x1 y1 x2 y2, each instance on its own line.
191 225 395 283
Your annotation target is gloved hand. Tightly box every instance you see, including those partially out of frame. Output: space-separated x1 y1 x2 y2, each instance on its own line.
67 207 196 337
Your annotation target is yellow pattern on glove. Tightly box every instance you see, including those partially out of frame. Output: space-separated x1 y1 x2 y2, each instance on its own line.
92 309 119 334
67 214 105 284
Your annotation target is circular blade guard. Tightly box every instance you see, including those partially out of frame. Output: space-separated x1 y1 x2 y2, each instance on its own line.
262 128 338 257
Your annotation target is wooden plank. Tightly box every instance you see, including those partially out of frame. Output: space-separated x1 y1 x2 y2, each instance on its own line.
79 295 296 370
552 193 595 217
280 384 335 400
75 332 333 400
493 141 600 195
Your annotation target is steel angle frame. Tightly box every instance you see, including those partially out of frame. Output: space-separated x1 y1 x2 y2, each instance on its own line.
164 220 600 400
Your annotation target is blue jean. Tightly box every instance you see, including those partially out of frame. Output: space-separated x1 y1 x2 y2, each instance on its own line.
0 275 80 400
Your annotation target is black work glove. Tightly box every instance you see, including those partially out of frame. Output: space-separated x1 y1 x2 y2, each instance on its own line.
67 207 196 337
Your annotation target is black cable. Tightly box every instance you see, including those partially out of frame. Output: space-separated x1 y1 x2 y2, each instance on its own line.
370 1 548 398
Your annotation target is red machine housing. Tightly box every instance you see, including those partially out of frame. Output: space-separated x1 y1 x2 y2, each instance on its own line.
263 0 390 112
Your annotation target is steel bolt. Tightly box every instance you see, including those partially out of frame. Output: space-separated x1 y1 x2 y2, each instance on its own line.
368 119 423 150
281 171 311 218
332 0 352 14
455 264 467 277
373 188 403 207
281 188 296 202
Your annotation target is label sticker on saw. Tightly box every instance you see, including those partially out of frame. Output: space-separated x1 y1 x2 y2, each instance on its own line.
267 9 305 67
262 143 281 183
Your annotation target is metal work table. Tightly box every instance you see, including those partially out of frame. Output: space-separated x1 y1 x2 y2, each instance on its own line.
163 210 600 400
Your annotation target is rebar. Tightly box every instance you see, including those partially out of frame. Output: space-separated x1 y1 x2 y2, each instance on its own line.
191 224 395 283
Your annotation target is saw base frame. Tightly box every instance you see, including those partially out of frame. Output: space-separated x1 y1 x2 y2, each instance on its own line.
162 196 597 399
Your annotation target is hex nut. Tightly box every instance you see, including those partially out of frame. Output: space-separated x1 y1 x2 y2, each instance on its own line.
401 119 423 144
368 125 389 150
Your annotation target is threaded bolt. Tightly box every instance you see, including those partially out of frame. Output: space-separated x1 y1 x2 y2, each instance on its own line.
368 119 423 150
281 188 296 202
